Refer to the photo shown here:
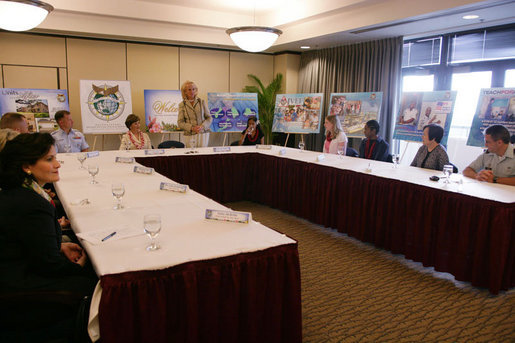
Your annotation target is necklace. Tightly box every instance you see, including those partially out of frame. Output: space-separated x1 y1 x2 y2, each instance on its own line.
128 130 145 149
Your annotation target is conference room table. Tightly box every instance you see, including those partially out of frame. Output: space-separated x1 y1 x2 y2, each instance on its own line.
54 149 302 343
131 145 513 295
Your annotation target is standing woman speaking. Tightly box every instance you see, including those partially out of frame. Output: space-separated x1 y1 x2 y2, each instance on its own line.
178 81 212 147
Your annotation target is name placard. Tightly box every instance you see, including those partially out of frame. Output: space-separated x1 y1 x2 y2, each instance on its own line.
256 145 272 150
144 149 165 155
317 154 326 162
133 166 153 174
279 148 286 155
205 209 251 224
87 151 100 158
213 146 231 152
115 156 135 163
160 182 188 193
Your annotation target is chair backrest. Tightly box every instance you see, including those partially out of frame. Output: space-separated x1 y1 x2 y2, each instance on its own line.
346 147 359 157
450 162 458 173
230 140 240 146
158 140 185 149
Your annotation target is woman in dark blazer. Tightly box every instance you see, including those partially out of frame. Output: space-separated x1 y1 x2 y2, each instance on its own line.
0 133 96 296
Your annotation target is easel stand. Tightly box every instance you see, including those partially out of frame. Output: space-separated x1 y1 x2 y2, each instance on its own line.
284 133 290 147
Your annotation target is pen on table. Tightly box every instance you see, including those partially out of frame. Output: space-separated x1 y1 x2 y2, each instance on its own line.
101 231 117 242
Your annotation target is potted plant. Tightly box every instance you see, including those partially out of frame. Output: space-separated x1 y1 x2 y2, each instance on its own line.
243 73 283 144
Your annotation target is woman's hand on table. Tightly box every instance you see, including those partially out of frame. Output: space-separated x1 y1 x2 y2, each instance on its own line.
61 242 85 265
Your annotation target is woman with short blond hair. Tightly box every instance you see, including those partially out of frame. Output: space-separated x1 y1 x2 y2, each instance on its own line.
178 81 212 147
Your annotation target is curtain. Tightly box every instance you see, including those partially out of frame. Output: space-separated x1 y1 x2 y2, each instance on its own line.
298 37 403 151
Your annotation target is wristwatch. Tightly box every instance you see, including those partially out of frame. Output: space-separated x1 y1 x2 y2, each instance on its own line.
493 176 498 183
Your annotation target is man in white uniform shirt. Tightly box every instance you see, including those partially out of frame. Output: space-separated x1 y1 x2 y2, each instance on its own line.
51 110 89 153
400 101 418 125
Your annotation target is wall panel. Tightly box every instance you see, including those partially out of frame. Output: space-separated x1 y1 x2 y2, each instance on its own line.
0 33 66 67
3 65 58 89
66 38 127 150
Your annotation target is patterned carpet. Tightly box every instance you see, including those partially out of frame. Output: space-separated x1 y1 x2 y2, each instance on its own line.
226 201 515 343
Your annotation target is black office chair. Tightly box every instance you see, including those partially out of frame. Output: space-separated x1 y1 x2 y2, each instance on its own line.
0 291 91 343
386 154 393 163
230 140 240 146
450 162 459 173
346 147 359 157
158 140 185 149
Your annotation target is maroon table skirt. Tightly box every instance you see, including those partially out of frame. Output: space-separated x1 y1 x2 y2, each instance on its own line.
99 244 301 343
137 153 515 294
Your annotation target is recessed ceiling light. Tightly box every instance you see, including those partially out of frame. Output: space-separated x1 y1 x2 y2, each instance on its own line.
300 46 311 49
462 14 479 20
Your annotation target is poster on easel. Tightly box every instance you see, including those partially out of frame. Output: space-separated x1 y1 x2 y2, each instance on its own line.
207 92 258 132
272 93 323 133
0 88 69 133
79 80 132 134
144 89 182 132
466 88 515 147
328 92 383 138
393 91 457 146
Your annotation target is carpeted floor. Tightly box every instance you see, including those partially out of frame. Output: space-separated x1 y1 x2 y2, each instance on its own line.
226 201 515 343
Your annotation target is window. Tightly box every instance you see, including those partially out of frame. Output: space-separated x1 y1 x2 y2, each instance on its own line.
450 71 492 137
402 75 434 92
505 69 515 87
402 37 441 67
450 27 515 63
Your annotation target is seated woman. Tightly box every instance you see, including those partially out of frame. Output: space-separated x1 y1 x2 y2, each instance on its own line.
410 124 449 171
0 133 97 299
239 116 264 145
119 114 152 150
323 114 347 154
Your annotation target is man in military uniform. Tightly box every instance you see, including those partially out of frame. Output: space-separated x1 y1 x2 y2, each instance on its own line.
463 124 515 186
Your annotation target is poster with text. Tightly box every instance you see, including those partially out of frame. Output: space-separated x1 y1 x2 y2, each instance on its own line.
208 92 258 132
393 91 457 146
79 80 132 134
144 89 182 132
272 93 324 133
466 88 515 147
0 88 69 133
328 92 383 138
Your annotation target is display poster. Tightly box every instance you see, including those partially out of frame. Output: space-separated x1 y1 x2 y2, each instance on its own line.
466 88 515 147
328 92 383 138
272 93 323 133
79 80 132 134
393 91 457 146
0 88 69 133
144 89 182 132
207 92 258 132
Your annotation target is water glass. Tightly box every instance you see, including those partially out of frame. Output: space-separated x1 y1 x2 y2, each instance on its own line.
337 147 344 159
443 164 453 184
298 141 305 152
88 164 99 184
64 144 72 154
112 183 125 210
144 214 161 251
77 152 87 169
189 135 197 151
392 154 400 168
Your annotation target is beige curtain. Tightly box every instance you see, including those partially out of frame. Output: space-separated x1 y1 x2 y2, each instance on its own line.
298 37 403 151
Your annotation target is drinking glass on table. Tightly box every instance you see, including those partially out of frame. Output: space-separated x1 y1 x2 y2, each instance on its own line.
77 152 87 169
443 164 453 184
392 153 400 168
111 183 125 210
189 135 197 152
64 144 72 154
337 146 344 159
88 164 99 184
298 141 305 152
144 214 161 251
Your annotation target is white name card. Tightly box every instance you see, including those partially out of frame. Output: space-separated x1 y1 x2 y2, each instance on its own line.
87 151 100 158
133 166 153 174
317 154 326 162
115 156 135 163
205 209 251 224
279 148 286 155
256 145 272 150
213 146 231 152
160 182 188 193
144 149 165 155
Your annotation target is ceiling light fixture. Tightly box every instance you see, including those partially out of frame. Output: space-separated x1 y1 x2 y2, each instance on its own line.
300 46 311 49
0 0 53 31
462 14 479 20
226 26 282 52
